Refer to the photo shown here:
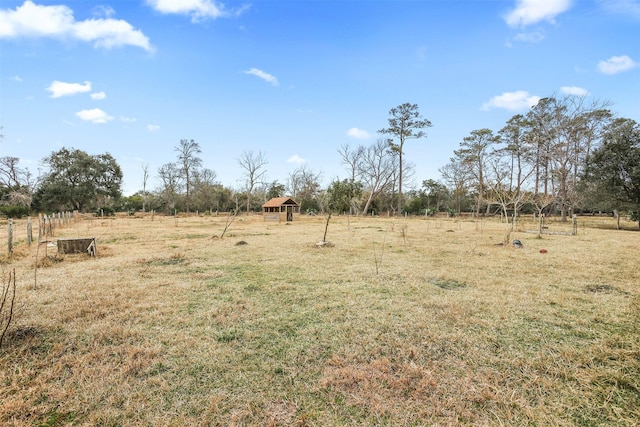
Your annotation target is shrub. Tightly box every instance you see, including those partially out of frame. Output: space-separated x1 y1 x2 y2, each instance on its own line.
0 205 30 218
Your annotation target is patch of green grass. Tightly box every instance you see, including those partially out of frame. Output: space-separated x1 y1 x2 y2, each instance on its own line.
430 277 467 290
144 253 186 266
102 234 136 244
183 233 210 239
37 409 76 427
216 328 241 343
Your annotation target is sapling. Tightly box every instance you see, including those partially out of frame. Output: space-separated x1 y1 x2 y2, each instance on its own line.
322 213 332 243
372 233 386 275
0 269 16 348
219 210 238 239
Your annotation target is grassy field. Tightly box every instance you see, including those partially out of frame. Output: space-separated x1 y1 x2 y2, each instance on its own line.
1 213 638 426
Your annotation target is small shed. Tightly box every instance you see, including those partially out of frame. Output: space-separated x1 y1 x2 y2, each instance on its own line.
262 197 300 222
57 237 97 256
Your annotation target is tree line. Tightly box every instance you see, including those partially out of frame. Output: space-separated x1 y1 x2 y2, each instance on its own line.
1 98 638 226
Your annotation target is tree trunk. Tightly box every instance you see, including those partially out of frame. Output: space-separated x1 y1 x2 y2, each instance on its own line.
397 150 403 215
362 193 375 216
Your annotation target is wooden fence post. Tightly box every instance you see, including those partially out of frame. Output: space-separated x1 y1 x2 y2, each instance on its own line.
27 217 33 246
38 214 43 242
7 219 13 254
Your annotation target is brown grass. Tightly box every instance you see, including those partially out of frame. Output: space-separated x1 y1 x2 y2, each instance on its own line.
0 214 638 426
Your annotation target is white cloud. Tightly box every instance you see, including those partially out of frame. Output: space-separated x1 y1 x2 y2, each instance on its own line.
0 1 152 51
73 18 152 50
120 116 137 123
504 0 573 28
76 108 113 124
147 124 160 132
598 55 637 74
287 155 306 165
11 75 23 82
560 86 589 96
146 0 248 22
482 90 541 111
90 91 106 100
47 80 91 98
346 127 371 140
243 68 279 86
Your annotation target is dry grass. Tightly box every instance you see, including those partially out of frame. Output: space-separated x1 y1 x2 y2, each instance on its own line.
0 214 638 426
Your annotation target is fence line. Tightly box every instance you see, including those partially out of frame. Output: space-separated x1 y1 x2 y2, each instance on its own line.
1 211 77 255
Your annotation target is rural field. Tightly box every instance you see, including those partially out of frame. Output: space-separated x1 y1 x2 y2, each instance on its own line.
0 213 638 426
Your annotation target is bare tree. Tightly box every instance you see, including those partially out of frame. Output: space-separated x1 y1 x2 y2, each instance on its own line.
484 154 534 243
440 158 470 214
454 128 499 216
191 168 219 212
175 139 202 214
157 162 182 213
359 139 398 215
0 157 23 188
0 156 33 206
494 115 537 221
238 150 268 213
287 165 322 213
379 103 432 214
338 143 364 183
337 144 365 214
527 96 611 221
141 163 149 212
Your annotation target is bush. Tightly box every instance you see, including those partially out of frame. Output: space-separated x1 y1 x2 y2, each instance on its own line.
630 211 639 222
0 205 31 218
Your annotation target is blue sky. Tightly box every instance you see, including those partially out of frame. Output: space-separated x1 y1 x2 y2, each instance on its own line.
1 0 639 196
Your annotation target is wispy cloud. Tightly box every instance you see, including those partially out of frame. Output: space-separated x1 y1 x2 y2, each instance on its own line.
598 55 637 74
504 0 573 28
92 5 115 19
560 86 589 96
511 28 545 43
346 128 371 140
120 116 137 123
597 0 640 19
11 75 23 82
146 0 249 22
47 80 91 98
76 108 113 124
0 1 153 51
90 91 106 100
243 68 279 86
482 90 541 111
287 155 305 165
147 124 160 132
